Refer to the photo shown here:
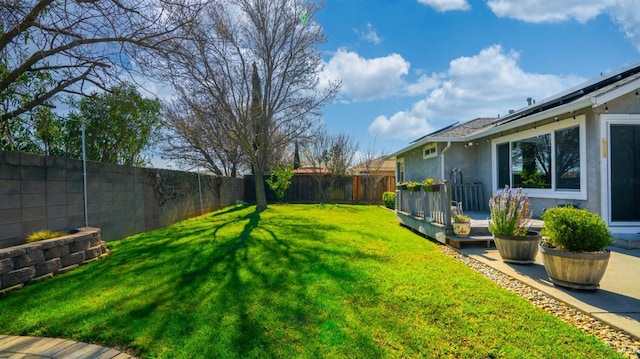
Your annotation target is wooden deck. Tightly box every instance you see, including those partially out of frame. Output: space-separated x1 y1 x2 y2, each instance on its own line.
397 211 544 249
0 335 135 359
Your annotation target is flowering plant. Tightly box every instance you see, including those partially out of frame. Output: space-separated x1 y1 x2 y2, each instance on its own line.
488 186 532 236
454 214 471 223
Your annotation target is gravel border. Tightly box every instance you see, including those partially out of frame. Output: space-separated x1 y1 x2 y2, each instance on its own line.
441 246 640 358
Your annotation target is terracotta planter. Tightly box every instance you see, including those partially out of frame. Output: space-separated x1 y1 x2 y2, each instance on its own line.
493 231 541 264
539 242 610 290
453 222 471 237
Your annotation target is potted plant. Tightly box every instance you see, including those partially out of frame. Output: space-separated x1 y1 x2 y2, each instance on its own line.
452 214 471 237
539 207 613 290
423 178 442 192
488 186 541 264
406 181 422 192
396 182 408 190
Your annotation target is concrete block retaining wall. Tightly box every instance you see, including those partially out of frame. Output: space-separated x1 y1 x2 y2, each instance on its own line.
0 227 107 294
0 151 244 248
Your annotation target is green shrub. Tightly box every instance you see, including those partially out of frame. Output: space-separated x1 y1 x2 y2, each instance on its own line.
266 163 294 201
541 207 612 252
382 191 395 209
26 229 67 243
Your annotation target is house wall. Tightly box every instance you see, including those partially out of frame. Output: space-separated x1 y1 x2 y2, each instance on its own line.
441 142 492 186
398 146 440 182
399 141 493 184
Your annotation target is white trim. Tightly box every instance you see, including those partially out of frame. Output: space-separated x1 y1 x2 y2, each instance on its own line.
600 114 640 229
591 77 640 107
491 115 587 200
396 157 405 183
473 99 592 141
422 143 438 159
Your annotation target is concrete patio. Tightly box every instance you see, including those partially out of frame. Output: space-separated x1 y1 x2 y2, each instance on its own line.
457 243 640 340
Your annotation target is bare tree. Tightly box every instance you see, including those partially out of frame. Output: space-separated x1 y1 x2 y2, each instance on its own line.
357 139 388 204
301 129 332 203
0 0 196 143
326 132 359 176
162 93 247 177
153 0 339 210
302 130 359 203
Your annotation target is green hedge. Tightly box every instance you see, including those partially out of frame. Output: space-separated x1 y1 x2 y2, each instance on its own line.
383 191 396 209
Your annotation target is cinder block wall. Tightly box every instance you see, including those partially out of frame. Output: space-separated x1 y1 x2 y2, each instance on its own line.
0 151 244 248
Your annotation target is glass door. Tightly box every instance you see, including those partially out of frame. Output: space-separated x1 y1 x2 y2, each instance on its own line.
609 124 640 223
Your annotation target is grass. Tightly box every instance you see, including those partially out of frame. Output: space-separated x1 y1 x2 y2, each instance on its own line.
26 229 68 243
0 204 621 358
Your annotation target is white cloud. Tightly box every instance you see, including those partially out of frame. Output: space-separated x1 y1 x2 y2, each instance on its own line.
608 0 640 52
417 0 471 12
369 45 586 140
486 0 640 51
321 48 410 101
355 23 382 45
405 74 442 96
487 0 612 23
369 112 436 139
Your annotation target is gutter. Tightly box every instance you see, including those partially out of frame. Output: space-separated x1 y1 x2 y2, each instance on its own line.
440 141 451 179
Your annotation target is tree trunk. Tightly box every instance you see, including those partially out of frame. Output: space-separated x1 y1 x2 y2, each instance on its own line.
254 170 268 210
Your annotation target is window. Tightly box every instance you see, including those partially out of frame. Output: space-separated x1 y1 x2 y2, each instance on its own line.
511 134 552 189
555 126 580 190
493 117 585 199
423 143 438 159
396 158 405 182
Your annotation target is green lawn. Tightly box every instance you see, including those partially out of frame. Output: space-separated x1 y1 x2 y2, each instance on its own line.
0 204 621 358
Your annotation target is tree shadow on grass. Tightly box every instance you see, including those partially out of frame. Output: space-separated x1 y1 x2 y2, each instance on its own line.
0 206 390 358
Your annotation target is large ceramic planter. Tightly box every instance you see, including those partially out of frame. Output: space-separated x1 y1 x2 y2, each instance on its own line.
453 222 471 237
539 242 610 290
493 231 541 264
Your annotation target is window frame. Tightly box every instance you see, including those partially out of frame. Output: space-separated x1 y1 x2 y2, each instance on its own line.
423 143 438 159
491 115 587 200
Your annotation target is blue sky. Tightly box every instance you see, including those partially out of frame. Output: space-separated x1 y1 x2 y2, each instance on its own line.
314 0 640 155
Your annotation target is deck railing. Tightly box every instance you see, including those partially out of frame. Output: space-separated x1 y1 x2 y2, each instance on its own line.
397 182 486 226
451 183 486 211
397 182 453 226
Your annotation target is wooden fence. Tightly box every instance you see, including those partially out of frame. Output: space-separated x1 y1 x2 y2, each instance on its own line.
245 175 396 204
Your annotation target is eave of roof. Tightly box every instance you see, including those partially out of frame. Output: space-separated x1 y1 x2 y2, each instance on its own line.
388 117 496 158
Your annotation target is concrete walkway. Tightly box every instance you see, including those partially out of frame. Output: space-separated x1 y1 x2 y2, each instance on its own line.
458 244 640 339
0 335 135 359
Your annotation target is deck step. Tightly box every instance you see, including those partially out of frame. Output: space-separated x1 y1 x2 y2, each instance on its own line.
611 234 640 250
446 235 494 249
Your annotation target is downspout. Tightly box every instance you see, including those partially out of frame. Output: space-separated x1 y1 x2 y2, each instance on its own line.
440 141 451 179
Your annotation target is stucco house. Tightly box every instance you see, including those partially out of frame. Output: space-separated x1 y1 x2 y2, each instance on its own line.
389 62 640 245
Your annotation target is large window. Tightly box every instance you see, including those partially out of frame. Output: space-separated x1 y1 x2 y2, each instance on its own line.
493 117 585 199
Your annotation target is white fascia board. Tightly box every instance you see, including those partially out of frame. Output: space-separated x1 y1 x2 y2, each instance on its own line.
388 137 466 159
466 98 593 141
591 77 640 107
388 142 424 159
